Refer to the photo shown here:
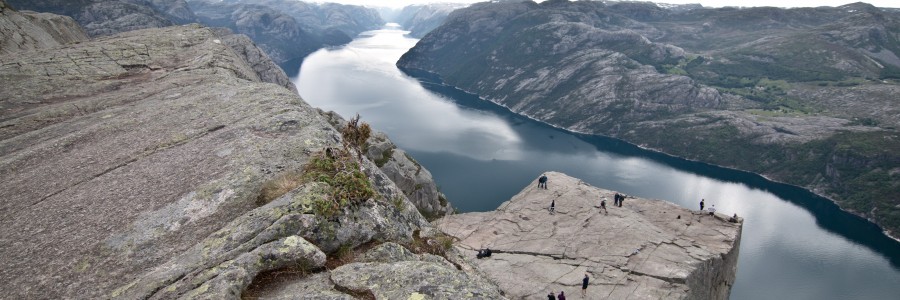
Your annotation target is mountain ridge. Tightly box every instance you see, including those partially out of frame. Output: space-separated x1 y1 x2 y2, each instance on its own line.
398 0 900 238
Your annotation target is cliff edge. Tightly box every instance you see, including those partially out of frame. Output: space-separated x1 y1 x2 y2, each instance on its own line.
436 172 743 299
0 6 483 298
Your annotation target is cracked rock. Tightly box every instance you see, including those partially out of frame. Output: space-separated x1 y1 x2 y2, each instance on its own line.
435 171 743 300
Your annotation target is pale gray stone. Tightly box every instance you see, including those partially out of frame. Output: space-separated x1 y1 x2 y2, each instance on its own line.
435 171 743 300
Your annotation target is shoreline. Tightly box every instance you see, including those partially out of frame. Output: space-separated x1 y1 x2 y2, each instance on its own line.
400 66 899 243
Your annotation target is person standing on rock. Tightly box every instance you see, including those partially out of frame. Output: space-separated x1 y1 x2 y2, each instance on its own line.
558 291 566 300
709 204 716 216
549 198 556 214
614 193 620 207
582 273 589 298
548 291 556 300
700 198 705 211
538 174 548 189
619 194 626 207
600 198 608 215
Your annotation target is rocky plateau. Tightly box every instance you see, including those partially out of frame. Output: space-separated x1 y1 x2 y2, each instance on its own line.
437 172 742 300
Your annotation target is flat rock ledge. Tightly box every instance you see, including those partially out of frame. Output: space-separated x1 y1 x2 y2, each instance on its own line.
435 172 743 300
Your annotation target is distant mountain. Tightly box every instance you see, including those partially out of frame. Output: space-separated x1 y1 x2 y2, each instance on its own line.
399 0 900 238
8 0 384 76
392 3 465 38
6 0 196 36
187 0 384 76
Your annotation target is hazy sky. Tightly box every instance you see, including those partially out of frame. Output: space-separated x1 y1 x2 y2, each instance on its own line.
309 0 899 9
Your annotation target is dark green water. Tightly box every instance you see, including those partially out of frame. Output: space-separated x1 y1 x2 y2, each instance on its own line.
295 25 900 300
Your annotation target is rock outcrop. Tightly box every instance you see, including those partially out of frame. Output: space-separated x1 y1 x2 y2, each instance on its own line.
399 0 900 239
7 0 196 37
0 9 477 299
318 111 454 218
436 172 743 299
0 1 88 55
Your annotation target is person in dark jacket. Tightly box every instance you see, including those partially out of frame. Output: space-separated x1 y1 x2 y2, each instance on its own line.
582 273 589 297
548 292 556 300
538 174 548 189
557 291 566 300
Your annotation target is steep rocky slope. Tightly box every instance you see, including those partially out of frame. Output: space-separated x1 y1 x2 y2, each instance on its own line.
6 0 195 36
392 3 464 38
7 0 385 76
0 1 88 54
0 5 463 298
398 0 900 238
437 172 742 299
187 0 383 75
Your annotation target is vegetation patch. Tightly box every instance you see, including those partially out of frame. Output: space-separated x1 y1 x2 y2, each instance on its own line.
409 229 455 258
241 260 323 299
256 171 305 206
375 147 394 167
302 148 375 218
404 152 423 175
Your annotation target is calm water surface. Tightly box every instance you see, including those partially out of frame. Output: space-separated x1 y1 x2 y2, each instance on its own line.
295 24 900 300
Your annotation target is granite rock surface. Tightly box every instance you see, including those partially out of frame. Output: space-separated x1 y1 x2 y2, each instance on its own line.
0 15 462 298
436 171 743 300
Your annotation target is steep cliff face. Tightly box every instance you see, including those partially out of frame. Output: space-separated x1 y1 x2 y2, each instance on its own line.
186 0 384 75
393 3 464 38
0 9 486 299
436 172 742 299
187 0 318 69
399 0 900 238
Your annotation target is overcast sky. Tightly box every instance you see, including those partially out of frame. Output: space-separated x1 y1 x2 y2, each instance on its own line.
309 0 899 9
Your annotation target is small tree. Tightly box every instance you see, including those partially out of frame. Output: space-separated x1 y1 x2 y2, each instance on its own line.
341 114 371 161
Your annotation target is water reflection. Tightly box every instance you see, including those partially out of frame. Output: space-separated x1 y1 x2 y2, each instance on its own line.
297 25 522 161
294 25 900 300
423 82 900 270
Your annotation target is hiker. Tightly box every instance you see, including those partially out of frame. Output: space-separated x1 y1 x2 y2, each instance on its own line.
582 273 589 297
548 292 556 300
619 194 626 207
549 199 556 214
538 174 548 189
600 199 607 215
557 291 566 300
729 213 739 223
700 199 705 211
613 193 620 207
708 204 716 215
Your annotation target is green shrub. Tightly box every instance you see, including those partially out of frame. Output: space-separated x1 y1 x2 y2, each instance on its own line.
302 148 375 218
